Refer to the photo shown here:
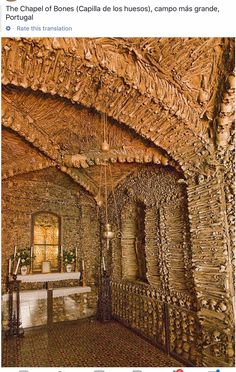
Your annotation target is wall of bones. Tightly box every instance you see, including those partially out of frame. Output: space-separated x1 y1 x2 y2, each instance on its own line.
1 37 235 367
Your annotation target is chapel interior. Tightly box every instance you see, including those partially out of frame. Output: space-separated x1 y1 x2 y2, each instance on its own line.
1 37 235 367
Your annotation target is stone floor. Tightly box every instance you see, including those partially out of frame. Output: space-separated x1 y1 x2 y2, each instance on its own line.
2 319 181 367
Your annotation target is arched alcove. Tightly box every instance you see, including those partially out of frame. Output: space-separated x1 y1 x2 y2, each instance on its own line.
111 165 195 296
110 164 199 365
121 200 148 283
31 212 61 272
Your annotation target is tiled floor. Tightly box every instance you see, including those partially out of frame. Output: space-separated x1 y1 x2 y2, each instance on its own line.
2 319 180 367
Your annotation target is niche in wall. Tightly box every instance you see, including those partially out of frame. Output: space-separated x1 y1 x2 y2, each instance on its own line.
121 201 148 283
32 212 61 272
135 202 148 283
110 165 194 294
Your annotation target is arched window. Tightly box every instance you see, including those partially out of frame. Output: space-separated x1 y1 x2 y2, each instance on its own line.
32 212 60 272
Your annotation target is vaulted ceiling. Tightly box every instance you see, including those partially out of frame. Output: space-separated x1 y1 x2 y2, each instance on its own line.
2 37 235 199
2 83 175 196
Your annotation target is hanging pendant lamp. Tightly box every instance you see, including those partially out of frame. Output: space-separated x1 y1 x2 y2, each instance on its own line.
99 113 115 240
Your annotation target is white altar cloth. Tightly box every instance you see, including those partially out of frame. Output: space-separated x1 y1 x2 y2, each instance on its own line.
17 272 81 282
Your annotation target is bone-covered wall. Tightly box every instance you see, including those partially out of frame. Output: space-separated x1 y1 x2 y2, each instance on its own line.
108 166 200 365
2 168 100 318
108 165 234 367
1 37 235 367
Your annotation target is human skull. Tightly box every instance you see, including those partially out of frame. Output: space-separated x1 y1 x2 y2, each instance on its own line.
218 302 227 312
197 174 205 184
212 330 221 342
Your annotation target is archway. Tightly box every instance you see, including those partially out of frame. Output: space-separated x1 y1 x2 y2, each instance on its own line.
2 37 235 367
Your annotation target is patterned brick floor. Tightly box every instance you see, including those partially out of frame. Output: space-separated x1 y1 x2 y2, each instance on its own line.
2 319 181 367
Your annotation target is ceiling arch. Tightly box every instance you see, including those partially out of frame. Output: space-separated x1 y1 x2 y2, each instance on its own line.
2 84 180 196
2 122 179 198
2 37 232 176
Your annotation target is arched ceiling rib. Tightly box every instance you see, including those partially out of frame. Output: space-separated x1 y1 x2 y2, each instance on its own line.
3 37 234 175
2 125 173 199
2 85 180 191
2 84 178 166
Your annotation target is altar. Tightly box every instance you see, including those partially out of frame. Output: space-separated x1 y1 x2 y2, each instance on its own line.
17 272 82 282
2 272 93 330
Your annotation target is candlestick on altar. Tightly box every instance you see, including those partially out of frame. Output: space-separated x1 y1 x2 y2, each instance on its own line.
8 258 12 275
14 258 21 276
14 246 17 259
60 246 64 272
30 246 33 274
75 247 78 272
